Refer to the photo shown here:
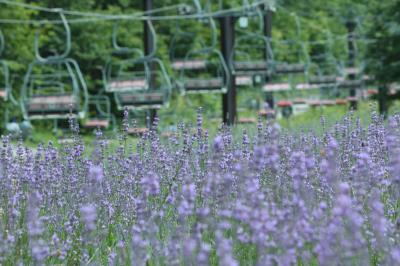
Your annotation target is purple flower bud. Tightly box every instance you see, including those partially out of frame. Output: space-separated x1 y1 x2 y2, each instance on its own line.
213 135 224 151
141 172 160 197
88 165 104 183
80 204 97 231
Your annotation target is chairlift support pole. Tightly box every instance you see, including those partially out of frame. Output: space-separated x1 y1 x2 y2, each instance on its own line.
143 0 156 127
263 6 273 109
220 15 236 125
346 20 357 110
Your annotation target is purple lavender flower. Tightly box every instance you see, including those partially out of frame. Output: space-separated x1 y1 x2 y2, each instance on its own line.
88 164 104 183
80 204 97 231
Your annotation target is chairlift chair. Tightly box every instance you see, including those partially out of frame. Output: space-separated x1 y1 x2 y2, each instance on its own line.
20 11 88 125
169 2 230 94
231 7 272 87
82 94 116 130
112 58 171 111
104 19 171 111
104 20 154 93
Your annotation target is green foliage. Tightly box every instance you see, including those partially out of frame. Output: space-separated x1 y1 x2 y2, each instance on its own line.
0 0 398 128
365 0 400 84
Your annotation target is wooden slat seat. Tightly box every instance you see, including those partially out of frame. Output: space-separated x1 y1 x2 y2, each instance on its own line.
320 100 336 106
234 61 267 71
347 96 358 102
235 76 253 86
161 131 178 138
237 117 257 124
27 94 78 116
0 89 6 99
171 60 207 70
335 99 348 105
277 100 293 107
363 75 372 81
275 63 305 74
263 83 291 92
83 119 109 128
184 78 226 93
309 75 337 84
258 109 276 118
338 80 362 89
293 98 307 105
108 79 147 92
309 100 322 107
345 67 359 75
119 92 164 109
127 127 148 136
296 83 320 90
58 138 75 145
367 89 378 95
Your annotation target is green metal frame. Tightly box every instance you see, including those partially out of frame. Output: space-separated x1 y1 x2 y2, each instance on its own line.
267 13 309 76
113 57 171 110
1 29 20 132
169 3 230 94
104 58 150 93
83 94 116 129
231 33 274 86
0 29 17 104
111 19 156 60
229 5 273 86
104 19 158 93
20 10 88 122
34 9 71 62
178 47 230 94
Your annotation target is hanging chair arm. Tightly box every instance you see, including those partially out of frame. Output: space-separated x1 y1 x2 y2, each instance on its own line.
34 9 71 62
0 29 4 56
89 95 110 118
66 58 89 117
7 72 20 106
112 22 146 56
154 58 172 96
212 49 230 89
20 61 36 120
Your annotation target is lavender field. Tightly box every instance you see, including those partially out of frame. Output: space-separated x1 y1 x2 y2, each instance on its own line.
0 110 399 265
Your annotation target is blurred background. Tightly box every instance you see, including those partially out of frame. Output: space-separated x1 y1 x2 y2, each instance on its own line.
0 0 399 147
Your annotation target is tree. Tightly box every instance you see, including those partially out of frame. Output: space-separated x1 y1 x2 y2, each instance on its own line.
365 0 400 117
